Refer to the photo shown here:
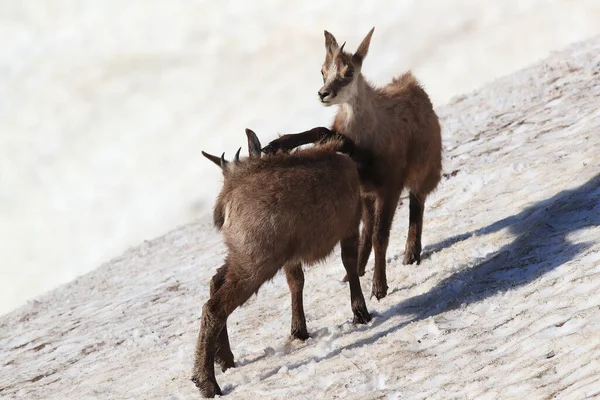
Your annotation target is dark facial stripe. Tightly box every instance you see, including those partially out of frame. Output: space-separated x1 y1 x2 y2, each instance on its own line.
324 72 354 96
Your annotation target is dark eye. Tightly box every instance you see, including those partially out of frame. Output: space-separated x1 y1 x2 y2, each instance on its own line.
345 69 354 79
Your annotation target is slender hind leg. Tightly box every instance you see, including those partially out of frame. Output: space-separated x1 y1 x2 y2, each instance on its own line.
192 275 259 398
210 264 235 371
343 195 375 282
372 190 401 300
341 227 371 324
285 263 309 340
403 192 425 265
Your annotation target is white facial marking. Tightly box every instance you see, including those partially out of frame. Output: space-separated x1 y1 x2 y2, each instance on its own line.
325 63 337 85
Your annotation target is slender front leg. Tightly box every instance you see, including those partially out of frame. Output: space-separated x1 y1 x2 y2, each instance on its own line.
209 264 235 371
341 226 371 324
262 126 335 154
371 190 401 300
284 263 309 340
404 192 425 265
262 127 374 175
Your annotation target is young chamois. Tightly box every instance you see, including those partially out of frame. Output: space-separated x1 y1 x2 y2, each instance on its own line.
263 27 442 300
192 129 371 398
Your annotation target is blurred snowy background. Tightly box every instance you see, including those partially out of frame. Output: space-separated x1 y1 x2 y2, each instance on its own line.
1 0 599 316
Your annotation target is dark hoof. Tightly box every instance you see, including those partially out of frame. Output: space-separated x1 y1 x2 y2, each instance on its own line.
371 283 388 300
262 141 288 155
352 307 372 324
216 355 235 372
403 246 421 265
192 376 222 398
261 144 278 154
215 347 235 372
291 327 310 341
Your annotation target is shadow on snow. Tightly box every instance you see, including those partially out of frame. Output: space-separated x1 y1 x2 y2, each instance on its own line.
253 174 600 383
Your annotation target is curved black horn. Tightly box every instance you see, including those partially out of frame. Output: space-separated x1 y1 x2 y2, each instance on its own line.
340 41 346 52
220 152 228 168
234 147 241 163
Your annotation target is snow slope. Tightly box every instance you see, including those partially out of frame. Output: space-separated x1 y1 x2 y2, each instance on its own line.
1 37 599 399
3 0 600 316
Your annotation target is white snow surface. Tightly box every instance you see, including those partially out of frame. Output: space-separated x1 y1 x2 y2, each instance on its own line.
1 37 600 399
3 1 600 316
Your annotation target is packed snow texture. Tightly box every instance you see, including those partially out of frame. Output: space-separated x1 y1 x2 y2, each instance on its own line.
1 37 600 399
3 1 600 316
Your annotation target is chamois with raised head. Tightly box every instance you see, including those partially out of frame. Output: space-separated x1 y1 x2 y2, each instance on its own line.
192 129 371 398
264 27 443 300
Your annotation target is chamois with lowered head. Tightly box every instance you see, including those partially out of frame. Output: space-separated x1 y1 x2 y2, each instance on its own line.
264 27 443 300
192 129 371 398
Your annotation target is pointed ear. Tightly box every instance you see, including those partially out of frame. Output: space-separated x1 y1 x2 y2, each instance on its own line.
353 27 375 65
245 128 262 158
324 30 339 55
201 151 222 168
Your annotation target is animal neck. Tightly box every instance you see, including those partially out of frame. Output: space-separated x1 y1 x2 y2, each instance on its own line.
336 75 377 132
